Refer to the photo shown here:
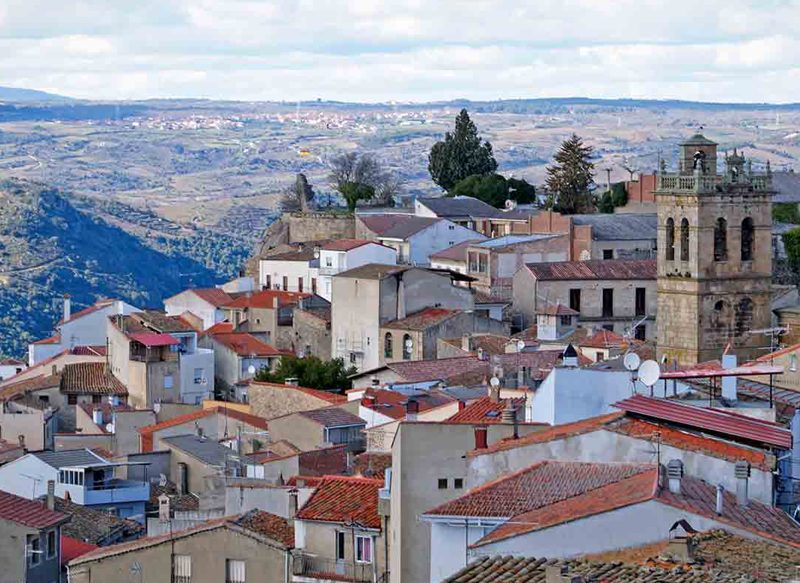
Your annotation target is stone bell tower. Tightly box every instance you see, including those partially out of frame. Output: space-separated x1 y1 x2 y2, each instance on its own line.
656 134 773 365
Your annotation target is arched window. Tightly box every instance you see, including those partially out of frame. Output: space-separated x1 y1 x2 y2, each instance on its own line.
665 218 675 261
741 217 754 261
712 299 729 330
384 333 393 359
735 297 754 336
680 218 690 261
714 218 728 261
402 334 413 360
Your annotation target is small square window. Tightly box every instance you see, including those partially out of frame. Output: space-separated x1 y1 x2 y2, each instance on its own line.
92 395 101 404
437 478 447 489
454 478 464 489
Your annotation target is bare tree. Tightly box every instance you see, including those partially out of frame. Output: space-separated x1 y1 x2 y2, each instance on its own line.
329 152 400 209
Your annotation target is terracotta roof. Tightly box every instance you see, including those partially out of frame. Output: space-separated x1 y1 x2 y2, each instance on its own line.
149 482 199 512
61 536 98 565
0 490 68 529
615 394 792 450
383 307 460 331
61 362 128 395
749 342 800 364
224 290 310 310
249 381 347 404
379 356 488 384
129 332 180 347
426 461 652 519
0 373 61 401
244 440 302 463
70 346 107 357
233 509 295 548
524 259 656 281
446 396 526 424
361 388 453 420
139 407 269 452
429 240 482 262
0 358 25 366
322 238 377 252
537 303 579 316
211 333 286 357
129 310 197 333
186 287 234 307
297 407 365 428
262 247 318 261
352 452 392 480
205 321 234 334
358 214 440 239
578 328 628 349
286 475 325 488
57 299 118 326
296 475 383 529
32 333 61 345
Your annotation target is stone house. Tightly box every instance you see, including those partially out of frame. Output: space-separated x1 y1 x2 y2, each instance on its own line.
512 259 657 338
331 264 475 372
356 214 483 265
68 510 294 583
293 476 387 583
292 306 332 360
204 332 287 393
246 381 346 421
268 407 366 453
0 489 69 583
414 196 530 237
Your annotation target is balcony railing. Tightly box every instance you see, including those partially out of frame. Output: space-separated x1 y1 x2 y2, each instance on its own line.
293 553 374 583
657 173 772 193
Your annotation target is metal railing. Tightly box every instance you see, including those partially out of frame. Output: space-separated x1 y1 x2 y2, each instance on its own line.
293 553 374 582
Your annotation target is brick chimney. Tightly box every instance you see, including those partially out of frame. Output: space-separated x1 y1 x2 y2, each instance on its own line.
474 426 488 450
405 398 419 421
735 461 751 506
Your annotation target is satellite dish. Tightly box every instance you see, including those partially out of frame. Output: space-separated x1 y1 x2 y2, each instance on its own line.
623 352 641 372
516 339 526 352
489 377 500 388
638 360 661 388
105 423 114 433
247 365 256 375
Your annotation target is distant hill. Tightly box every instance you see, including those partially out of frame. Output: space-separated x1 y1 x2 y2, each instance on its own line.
0 180 250 358
0 86 74 103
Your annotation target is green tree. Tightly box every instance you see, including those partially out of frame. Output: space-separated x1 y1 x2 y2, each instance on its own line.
545 134 595 214
597 182 628 214
329 152 399 210
428 109 497 191
254 355 357 393
449 174 537 208
339 181 376 212
783 227 800 268
774 202 800 224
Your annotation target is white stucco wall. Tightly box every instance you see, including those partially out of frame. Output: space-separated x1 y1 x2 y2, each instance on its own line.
0 455 56 499
259 259 319 293
179 348 214 404
319 244 397 301
165 291 223 330
429 520 495 583
407 221 484 266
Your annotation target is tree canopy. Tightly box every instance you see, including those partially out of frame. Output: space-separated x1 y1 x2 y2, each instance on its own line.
597 182 628 214
544 134 595 214
329 152 399 211
254 355 356 393
428 109 497 191
279 173 315 213
449 174 536 208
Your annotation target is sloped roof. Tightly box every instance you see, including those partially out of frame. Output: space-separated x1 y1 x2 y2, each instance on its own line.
53 496 143 544
359 214 440 239
211 333 285 357
188 288 234 307
429 240 482 262
58 299 118 326
417 196 504 219
352 452 392 480
0 373 61 401
578 328 628 349
0 490 68 529
322 238 377 252
297 407 365 428
446 396 527 424
249 381 347 404
60 536 98 565
32 448 109 469
61 362 128 395
162 435 240 467
335 263 410 280
570 213 657 241
537 303 579 316
383 307 460 331
295 475 383 529
233 509 294 548
525 259 656 281
224 290 310 310
360 388 453 420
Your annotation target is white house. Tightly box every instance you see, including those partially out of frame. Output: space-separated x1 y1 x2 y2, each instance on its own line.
0 358 26 381
28 297 139 366
0 449 149 522
318 239 397 301
258 246 320 294
356 214 483 266
164 287 233 330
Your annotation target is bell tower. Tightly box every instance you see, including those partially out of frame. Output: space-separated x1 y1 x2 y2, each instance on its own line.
656 134 773 365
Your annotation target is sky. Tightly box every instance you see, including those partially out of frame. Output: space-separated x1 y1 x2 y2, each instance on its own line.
1 0 800 103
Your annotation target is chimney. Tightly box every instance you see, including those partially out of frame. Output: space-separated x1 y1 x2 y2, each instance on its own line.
46 480 55 511
721 354 737 401
177 463 188 495
545 564 578 583
51 365 57 377
288 488 299 518
474 426 488 450
501 401 516 425
92 408 103 426
63 294 71 323
371 377 380 389
457 400 466 412
735 460 751 506
715 483 725 515
562 344 579 367
462 334 473 352
284 377 300 387
158 493 171 522
405 398 419 421
489 383 500 403
17 435 25 452
667 459 684 495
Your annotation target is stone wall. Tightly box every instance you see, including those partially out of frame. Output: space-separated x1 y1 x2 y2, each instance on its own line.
293 309 332 360
248 382 336 420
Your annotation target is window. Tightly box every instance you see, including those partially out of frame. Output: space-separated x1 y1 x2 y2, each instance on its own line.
226 559 246 583
569 289 581 312
402 334 413 360
602 289 614 318
46 530 56 559
602 249 614 260
311 278 317 294
325 256 333 267
27 534 41 566
349 353 357 365
741 217 754 261
634 325 646 341
282 276 288 291
559 315 572 327
39 395 49 405
384 333 393 359
264 274 271 289
356 535 373 564
635 287 646 316
298 277 304 292
174 554 192 583
665 218 675 261
335 531 346 561
164 375 174 389
437 478 448 489
596 352 604 362
454 478 464 489
59 469 83 486
448 224 455 230
193 368 204 384
602 324 614 332
92 395 102 404
680 218 690 261
714 218 728 261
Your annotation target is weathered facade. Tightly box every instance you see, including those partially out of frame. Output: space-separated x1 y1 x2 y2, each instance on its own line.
656 135 773 365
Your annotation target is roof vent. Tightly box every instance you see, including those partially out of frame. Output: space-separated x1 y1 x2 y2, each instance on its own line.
667 459 684 495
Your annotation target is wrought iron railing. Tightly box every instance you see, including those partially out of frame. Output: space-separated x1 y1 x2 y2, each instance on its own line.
293 553 374 582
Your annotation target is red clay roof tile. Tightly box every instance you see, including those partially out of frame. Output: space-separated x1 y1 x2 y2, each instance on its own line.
296 475 383 529
0 490 68 529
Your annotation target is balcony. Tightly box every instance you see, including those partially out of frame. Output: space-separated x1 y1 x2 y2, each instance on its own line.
318 266 342 277
293 553 374 583
83 479 149 506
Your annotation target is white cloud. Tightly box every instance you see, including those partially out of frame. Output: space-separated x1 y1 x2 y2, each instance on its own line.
0 0 798 102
